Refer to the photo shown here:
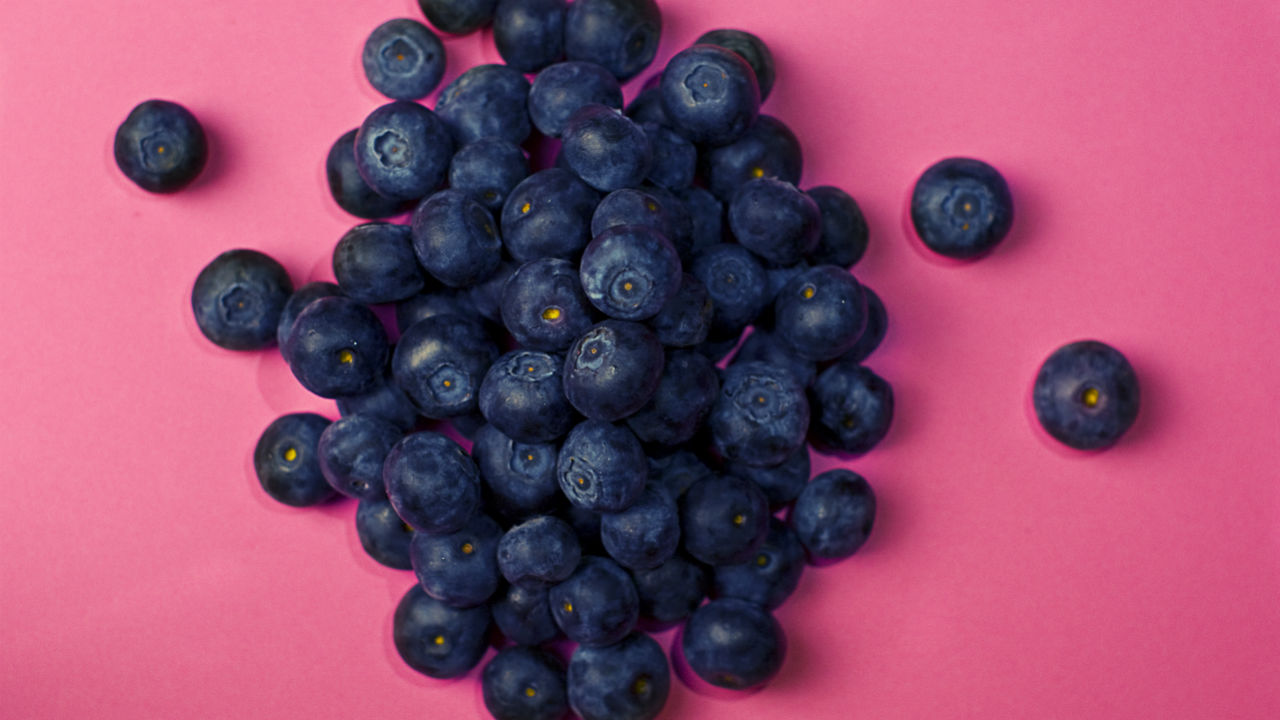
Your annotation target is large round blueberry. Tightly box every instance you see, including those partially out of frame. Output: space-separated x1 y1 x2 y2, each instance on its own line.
702 116 801 202
689 244 769 340
383 431 481 533
601 486 680 570
733 329 815 389
332 222 425 304
774 264 868 362
392 314 498 418
501 169 600 263
579 225 680 321
253 413 336 507
695 29 775 102
727 444 810 511
478 350 577 443
326 129 415 219
789 469 876 562
361 18 446 100
528 61 624 138
839 285 888 364
626 350 718 447
355 495 415 569
493 0 566 72
435 64 531 145
471 423 561 522
283 297 389 399
1032 340 1140 450
910 156 1014 259
713 518 804 610
557 420 646 512
491 583 561 646
710 361 809 468
630 553 708 625
729 177 821 267
192 249 293 351
806 185 869 268
809 360 894 455
483 646 569 720
568 631 670 720
410 188 502 287
680 474 770 566
564 0 662 82
392 584 490 679
317 414 402 500
562 320 665 421
647 273 712 348
276 282 343 354
354 101 453 202
590 188 676 240
660 45 760 146
336 371 421 432
410 513 503 607
417 0 496 35
640 122 696 190
498 515 582 588
562 105 652 192
501 258 597 352
114 99 207 193
548 556 639 646
680 598 785 690
448 138 529 213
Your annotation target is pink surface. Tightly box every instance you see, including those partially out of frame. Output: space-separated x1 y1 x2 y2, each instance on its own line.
2 0 1279 717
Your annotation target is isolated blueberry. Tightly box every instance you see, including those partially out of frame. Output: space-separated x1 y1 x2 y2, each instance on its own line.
479 350 577 443
548 556 639 646
809 361 894 455
564 0 662 82
362 19 446 100
733 330 815 389
729 178 821 267
660 45 760 146
840 285 887 364
910 157 1014 259
383 431 481 533
590 188 675 239
355 101 453 202
630 553 708 625
1032 340 1140 450
601 486 680 570
557 420 647 512
471 424 561 522
774 264 868 362
492 0 565 72
394 289 478 334
789 469 876 561
114 99 207 193
680 474 770 566
562 105 653 192
714 518 804 610
325 129 415 219
317 414 402 500
647 273 713 348
528 61 624 138
710 361 809 468
626 350 719 447
640 122 696 190
417 0 496 35
483 646 569 720
410 513 503 607
448 138 529 213
677 185 724 256
336 371 421 432
695 29 776 102
392 584 491 679
491 583 561 645
680 598 785 690
498 515 582 588
806 185 869 268
332 222 425 304
283 297 389 398
646 450 712 500
436 64 531 146
568 631 670 720
690 244 769 340
253 413 335 507
276 282 343 354
702 116 801 202
355 495 415 569
411 188 502 287
501 258 597 352
579 225 680 321
393 314 499 418
562 320 665 421
192 249 293 351
501 169 600 263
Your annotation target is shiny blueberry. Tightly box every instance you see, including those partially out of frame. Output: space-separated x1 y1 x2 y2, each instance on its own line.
679 598 785 690
392 314 499 418
689 244 769 340
493 0 566 72
562 320 665 421
660 45 759 146
910 156 1014 259
410 188 502 287
840 285 887 364
809 360 894 455
383 431 481 534
501 258 597 352
806 185 869 268
626 350 719 447
332 222 425 304
702 116 801 202
729 177 821 267
479 350 578 443
557 420 647 512
354 101 453 202
789 469 876 562
361 18 446 100
325 129 415 219
436 64 531 145
483 646 569 720
680 474 770 566
528 61 624 138
579 225 680 321
253 413 336 507
548 555 639 646
695 29 775 102
590 188 675 239
282 296 389 398
713 518 804 610
501 169 600 263
417 0 496 35
114 99 207 193
491 583 561 645
192 249 293 351
355 495 415 569
630 553 708 626
568 631 670 720
1032 340 1140 450
498 515 583 588
562 105 653 192
447 138 529 213
392 583 491 679
471 423 562 522
410 512 503 607
774 264 868 362
710 361 809 468
601 486 681 570
316 414 401 500
563 0 662 82
647 273 712 348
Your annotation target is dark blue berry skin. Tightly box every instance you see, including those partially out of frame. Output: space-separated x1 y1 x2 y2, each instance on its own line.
562 105 653 193
713 518 804 610
549 556 639 646
355 495 415 569
362 18 446 100
332 222 425 304
411 513 503 607
417 0 496 35
557 420 647 512
336 371 421 432
625 87 668 126
501 258 597 352
253 413 336 507
647 273 712 348
483 646 569 720
910 157 1014 259
727 445 809 511
695 29 776 103
809 361 894 455
637 185 694 261
392 584 491 679
192 249 293 351
660 45 760 146
355 101 453 202
491 583 561 645
448 138 529 214
436 65 531 146
528 61 623 138
710 361 810 468
789 469 875 561
729 178 821 267
680 474 770 566
562 321 665 421
568 631 670 720
626 350 719 447
590 188 675 240
410 189 502 288
702 116 801 202
631 553 708 625
471 424 562 522
680 598 785 690
560 504 606 556
775 264 868 362
734 330 815 389
639 122 696 190
392 314 499 418
317 414 401 500
394 289 477 335
563 0 662 82
283 297 390 399
677 186 725 257
479 350 577 443
839 285 887 364
114 99 207 193
646 450 712 500
695 335 742 364
326 129 415 219
690 244 769 340
498 515 582 588
579 225 681 321
493 0 565 72
383 431 481 533
466 260 519 323
806 185 869 268
1032 340 1140 450
601 486 680 570
276 281 343 354
501 169 601 263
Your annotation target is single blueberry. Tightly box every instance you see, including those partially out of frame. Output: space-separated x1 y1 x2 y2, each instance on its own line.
491 583 561 646
354 101 453 202
568 631 670 720
809 360 894 455
589 188 676 240
435 64 532 146
336 370 421 432
355 495 415 569
482 646 569 720
501 169 600 263
417 0 497 35
253 413 336 507
192 249 293 351
839 285 888 364
283 297 390 399
727 444 810 510
501 258 598 352
709 361 809 468
478 350 578 443
680 598 785 690
564 0 662 82
316 414 402 501
361 18 446 100
410 513 503 607
548 556 639 646
447 138 529 213
630 553 708 625
383 431 481 533
601 486 680 570
528 61 624 138
733 330 816 389
326 129 415 219
647 273 713 348
392 314 499 418
562 320 665 421
695 29 776 102
498 515 583 588
774 264 868 362
680 474 770 566
702 116 801 202
1032 340 1140 450
806 185 869 268
640 122 696 190
579 225 681 321
910 157 1014 259
729 177 821 267
471 423 562 522
556 420 647 512
276 281 343 354
713 518 805 610
562 105 653 193
626 350 719 447
493 0 566 72
660 45 760 146
410 188 503 287
114 99 207 193
689 244 769 340
392 584 491 679
332 222 425 304
789 469 876 562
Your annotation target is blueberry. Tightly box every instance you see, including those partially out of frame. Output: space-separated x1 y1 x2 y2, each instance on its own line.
361 18 446 100
491 583 561 645
325 129 415 219
528 61 624 138
702 116 801 202
645 450 712 500
392 584 491 679
680 474 770 566
755 261 810 330
689 244 769 340
630 553 708 625
639 122 696 190
680 598 785 690
695 29 776 102
447 138 529 213
492 0 565 72
548 556 639 646
394 289 478 335
354 101 453 202
660 45 760 146
383 431 481 534
114 99 207 193
709 361 809 468
557 420 646 512
774 264 868 362
410 513 503 607
283 297 390 399
676 185 725 256
435 64 531 146
479 350 578 443
332 222 426 304
410 188 503 287
1032 340 1140 450
809 360 894 455
568 631 670 720
562 105 653 192
625 86 668 126
910 157 1014 259
564 0 662 82
335 371 422 432
498 515 583 588
636 184 694 261
392 314 499 418
806 185 869 268
789 469 876 561
579 225 680 321
589 188 675 240
471 423 562 522
276 281 343 353
729 178 821 267
726 444 809 510
482 646 569 720
713 518 804 610
316 414 401 500
192 249 293 351
733 330 816 389
647 273 713 348
501 258 597 352
465 260 519 323
253 413 336 507
562 320 665 421
501 169 600 263
355 495 415 569
839 285 887 364
601 486 680 570
626 350 719 447
417 0 496 35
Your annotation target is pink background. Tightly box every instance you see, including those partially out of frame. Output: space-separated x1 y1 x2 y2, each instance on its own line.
3 0 1279 717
